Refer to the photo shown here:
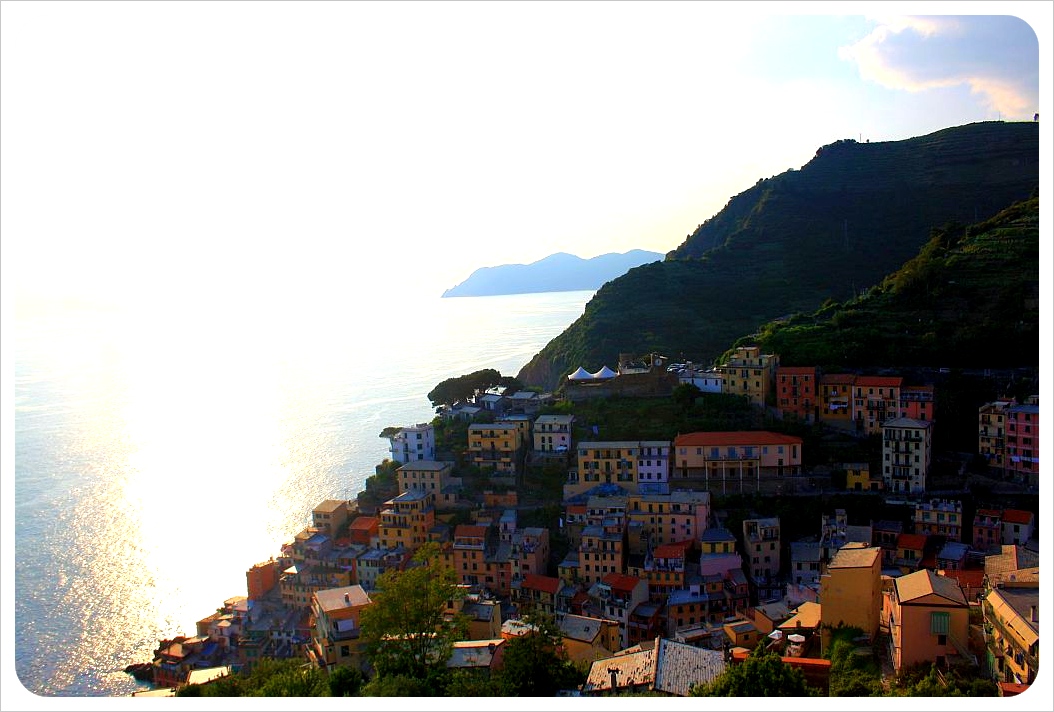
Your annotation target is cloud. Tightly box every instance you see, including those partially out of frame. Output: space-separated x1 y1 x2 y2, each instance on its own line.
839 15 1039 119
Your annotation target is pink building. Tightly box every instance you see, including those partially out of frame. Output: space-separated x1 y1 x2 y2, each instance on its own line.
1004 402 1039 487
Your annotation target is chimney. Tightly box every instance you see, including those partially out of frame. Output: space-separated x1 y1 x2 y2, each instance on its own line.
1031 605 1038 624
344 593 350 604
607 667 620 693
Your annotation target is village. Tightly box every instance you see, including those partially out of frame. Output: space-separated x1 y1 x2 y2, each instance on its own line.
134 347 1040 697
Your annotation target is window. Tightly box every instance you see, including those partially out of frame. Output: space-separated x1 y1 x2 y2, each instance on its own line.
930 611 950 635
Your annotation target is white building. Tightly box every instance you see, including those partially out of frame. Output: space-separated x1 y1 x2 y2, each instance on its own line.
388 423 436 464
881 417 933 495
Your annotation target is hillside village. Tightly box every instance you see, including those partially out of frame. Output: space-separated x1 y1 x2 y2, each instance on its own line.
134 346 1040 697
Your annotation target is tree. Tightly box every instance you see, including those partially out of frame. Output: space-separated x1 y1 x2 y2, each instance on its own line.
427 368 504 408
175 658 330 697
359 542 468 680
495 612 586 696
690 646 819 697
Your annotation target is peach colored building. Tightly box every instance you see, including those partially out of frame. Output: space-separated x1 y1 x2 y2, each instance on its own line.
626 490 710 550
533 414 575 452
1004 402 1039 487
396 460 458 497
347 516 379 547
672 431 802 482
378 490 435 550
819 544 882 648
308 585 373 672
312 500 351 536
246 559 280 601
885 569 970 673
852 375 903 434
776 366 818 422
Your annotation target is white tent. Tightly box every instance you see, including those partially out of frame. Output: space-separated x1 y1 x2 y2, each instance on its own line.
592 365 617 380
567 366 593 381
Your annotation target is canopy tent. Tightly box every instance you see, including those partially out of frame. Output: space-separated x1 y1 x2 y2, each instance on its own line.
592 365 618 379
567 366 593 381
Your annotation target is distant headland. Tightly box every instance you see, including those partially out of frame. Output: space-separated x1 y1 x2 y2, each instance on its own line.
441 249 663 298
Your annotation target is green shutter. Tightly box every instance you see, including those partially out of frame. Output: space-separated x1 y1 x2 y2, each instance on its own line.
930 611 950 635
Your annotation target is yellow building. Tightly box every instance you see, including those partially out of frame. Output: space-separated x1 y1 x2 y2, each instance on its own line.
467 423 524 474
984 585 1039 686
312 500 350 536
626 490 710 549
978 399 1014 472
579 522 625 586
885 569 971 673
378 490 435 550
820 374 855 425
717 346 779 408
844 462 883 492
559 614 621 664
564 440 671 498
396 460 458 497
309 585 373 671
852 376 903 435
819 543 882 648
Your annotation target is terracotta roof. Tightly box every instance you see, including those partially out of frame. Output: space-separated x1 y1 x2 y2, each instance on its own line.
653 540 693 558
1001 509 1034 525
854 375 903 387
454 524 488 539
895 569 967 606
821 373 856 383
975 508 1002 518
522 573 561 595
673 431 803 447
897 533 928 550
602 572 644 594
349 516 379 531
941 569 985 589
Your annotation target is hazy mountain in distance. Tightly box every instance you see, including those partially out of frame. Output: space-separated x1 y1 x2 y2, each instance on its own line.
441 250 664 297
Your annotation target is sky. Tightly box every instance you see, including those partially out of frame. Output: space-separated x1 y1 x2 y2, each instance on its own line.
1 2 1049 308
2 2 1052 710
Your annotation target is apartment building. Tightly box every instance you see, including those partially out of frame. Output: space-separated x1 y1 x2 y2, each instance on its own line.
776 366 818 422
717 346 779 408
467 422 525 475
853 375 903 434
312 499 351 537
672 431 803 482
983 584 1039 686
1004 402 1039 487
308 585 373 671
396 460 460 498
388 422 435 464
1000 509 1035 546
885 569 971 674
914 499 963 542
973 508 1004 554
532 414 575 452
978 398 1014 473
881 417 933 495
844 461 883 492
899 384 935 421
625 490 710 550
820 544 883 647
819 373 855 426
378 490 436 550
743 516 781 601
565 440 671 498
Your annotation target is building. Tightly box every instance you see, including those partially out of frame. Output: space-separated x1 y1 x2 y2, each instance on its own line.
853 375 903 434
742 516 781 601
308 585 373 672
378 490 436 550
347 516 379 547
872 520 904 570
312 499 351 536
447 639 506 674
578 521 626 586
819 544 883 647
717 346 779 408
396 460 460 498
630 538 691 601
894 533 928 575
978 398 1015 473
388 423 435 464
513 573 561 617
581 637 726 696
587 573 649 649
467 422 525 475
844 462 883 492
914 499 963 542
1000 509 1035 546
885 569 971 673
672 431 803 483
819 373 855 426
558 614 621 664
246 559 280 601
1004 402 1039 486
626 490 711 550
533 414 575 452
775 366 818 422
881 417 933 495
565 440 671 497
899 384 935 421
983 584 1039 686
973 508 1004 554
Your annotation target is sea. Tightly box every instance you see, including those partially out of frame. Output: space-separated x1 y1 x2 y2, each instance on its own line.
10 288 595 698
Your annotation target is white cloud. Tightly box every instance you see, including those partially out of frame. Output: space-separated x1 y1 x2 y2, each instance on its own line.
839 15 1039 119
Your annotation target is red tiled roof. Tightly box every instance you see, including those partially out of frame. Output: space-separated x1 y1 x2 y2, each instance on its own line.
821 374 856 384
897 533 928 550
975 508 1002 518
999 682 1030 696
941 569 985 588
349 516 379 531
777 366 816 376
855 376 903 387
674 431 803 447
1001 509 1033 525
602 572 643 593
567 504 586 514
523 573 561 595
654 540 693 558
455 524 488 538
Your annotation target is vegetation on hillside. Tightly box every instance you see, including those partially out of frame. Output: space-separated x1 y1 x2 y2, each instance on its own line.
517 122 1038 390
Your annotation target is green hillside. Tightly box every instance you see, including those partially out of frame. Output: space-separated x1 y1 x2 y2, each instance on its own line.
751 196 1039 369
516 121 1039 390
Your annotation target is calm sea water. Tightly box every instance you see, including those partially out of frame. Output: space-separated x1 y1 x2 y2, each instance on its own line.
12 289 593 697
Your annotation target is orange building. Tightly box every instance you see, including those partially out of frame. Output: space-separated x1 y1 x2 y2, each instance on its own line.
885 569 970 673
347 516 379 547
819 544 883 647
378 490 436 550
899 384 935 421
246 559 279 601
819 373 855 425
775 366 818 422
673 431 802 481
852 375 903 434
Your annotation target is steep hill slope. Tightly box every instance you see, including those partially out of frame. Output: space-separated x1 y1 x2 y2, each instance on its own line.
751 197 1039 369
517 121 1039 390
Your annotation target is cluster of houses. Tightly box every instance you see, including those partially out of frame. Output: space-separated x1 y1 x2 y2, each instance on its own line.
138 347 1040 697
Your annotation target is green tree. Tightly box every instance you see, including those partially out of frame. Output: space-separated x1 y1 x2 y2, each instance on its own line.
690 646 819 697
360 542 468 680
495 612 586 696
175 658 330 697
327 666 364 697
427 369 504 408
